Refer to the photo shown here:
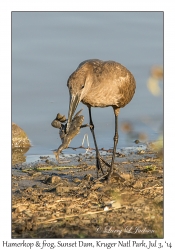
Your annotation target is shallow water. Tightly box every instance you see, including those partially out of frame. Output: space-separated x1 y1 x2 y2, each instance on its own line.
12 12 163 161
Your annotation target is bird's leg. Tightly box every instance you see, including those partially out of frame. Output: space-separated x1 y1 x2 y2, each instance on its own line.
88 107 105 176
105 114 125 182
106 114 119 181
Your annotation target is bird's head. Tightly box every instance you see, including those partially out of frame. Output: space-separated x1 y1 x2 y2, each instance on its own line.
66 65 92 133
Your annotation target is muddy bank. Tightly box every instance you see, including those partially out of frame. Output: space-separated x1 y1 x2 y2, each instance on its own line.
12 146 163 239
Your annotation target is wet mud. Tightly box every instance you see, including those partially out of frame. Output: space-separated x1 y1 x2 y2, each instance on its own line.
12 146 163 239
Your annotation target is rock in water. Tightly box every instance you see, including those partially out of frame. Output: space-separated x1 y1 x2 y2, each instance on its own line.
12 123 31 148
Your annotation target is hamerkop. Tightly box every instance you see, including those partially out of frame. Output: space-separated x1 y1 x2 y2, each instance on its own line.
66 59 136 181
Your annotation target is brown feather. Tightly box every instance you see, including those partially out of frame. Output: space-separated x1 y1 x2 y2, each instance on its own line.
67 59 136 113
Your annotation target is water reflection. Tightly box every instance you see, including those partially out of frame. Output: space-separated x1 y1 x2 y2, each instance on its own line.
12 147 30 165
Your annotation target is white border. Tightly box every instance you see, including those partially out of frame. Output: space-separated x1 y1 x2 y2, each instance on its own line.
0 1 174 248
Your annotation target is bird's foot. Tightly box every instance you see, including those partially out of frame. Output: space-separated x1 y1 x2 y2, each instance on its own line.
94 156 109 179
99 156 111 168
96 156 105 176
105 168 125 183
97 155 111 178
96 154 112 174
94 172 113 183
95 172 125 183
94 173 108 182
95 155 113 178
95 160 125 183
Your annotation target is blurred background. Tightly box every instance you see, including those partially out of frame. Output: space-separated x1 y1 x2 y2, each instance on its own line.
12 12 163 159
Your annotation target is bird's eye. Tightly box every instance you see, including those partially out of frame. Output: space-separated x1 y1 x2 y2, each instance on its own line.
81 85 84 89
69 86 72 90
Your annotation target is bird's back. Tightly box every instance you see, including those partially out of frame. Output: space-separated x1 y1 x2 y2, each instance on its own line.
76 59 136 109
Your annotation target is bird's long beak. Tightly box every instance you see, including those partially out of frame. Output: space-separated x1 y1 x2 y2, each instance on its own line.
66 94 80 133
